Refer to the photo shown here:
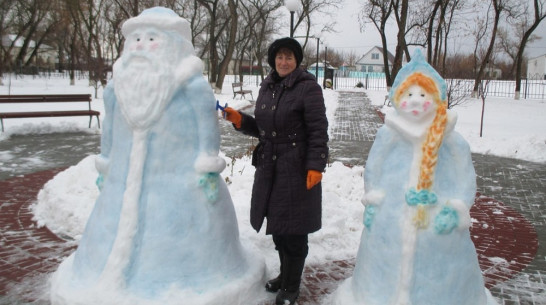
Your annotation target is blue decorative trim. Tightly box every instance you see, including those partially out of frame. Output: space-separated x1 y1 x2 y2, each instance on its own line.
364 205 376 229
405 188 438 206
96 174 104 191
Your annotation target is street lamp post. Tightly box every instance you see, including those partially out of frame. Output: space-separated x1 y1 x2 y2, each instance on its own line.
294 35 321 81
323 46 328 88
285 0 299 38
315 37 319 80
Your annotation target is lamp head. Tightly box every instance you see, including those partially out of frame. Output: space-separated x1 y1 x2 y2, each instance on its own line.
285 0 300 12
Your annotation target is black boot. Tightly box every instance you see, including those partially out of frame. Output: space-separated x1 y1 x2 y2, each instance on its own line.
265 274 281 293
275 257 305 305
276 289 299 305
266 251 284 293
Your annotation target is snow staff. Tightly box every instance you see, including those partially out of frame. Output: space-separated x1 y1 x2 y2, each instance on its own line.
221 37 329 305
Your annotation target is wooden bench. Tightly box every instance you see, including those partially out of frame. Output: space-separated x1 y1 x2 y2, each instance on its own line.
0 94 100 132
232 82 253 100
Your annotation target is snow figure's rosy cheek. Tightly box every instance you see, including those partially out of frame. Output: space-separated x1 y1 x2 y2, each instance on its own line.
401 101 408 109
150 42 160 51
423 101 432 111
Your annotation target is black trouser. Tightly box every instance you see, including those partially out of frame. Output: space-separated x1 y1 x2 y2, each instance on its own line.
272 234 308 292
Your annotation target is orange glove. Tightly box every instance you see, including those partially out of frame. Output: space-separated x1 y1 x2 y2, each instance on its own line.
223 107 242 128
306 170 322 190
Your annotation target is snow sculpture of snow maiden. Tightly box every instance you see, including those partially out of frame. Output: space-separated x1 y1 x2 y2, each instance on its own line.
50 7 265 305
333 50 498 305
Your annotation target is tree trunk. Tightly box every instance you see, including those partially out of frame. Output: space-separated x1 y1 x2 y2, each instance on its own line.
391 0 409 85
514 0 545 100
426 0 441 63
472 0 502 96
215 0 238 92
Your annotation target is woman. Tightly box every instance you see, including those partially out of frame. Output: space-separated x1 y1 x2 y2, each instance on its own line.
222 37 328 305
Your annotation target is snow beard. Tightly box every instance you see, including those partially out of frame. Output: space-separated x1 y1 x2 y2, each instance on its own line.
114 52 177 130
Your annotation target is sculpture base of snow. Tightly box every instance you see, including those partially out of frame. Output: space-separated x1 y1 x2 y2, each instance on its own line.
332 50 499 305
49 7 266 305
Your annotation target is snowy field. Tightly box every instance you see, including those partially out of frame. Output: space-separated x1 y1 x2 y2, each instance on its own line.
1 74 545 304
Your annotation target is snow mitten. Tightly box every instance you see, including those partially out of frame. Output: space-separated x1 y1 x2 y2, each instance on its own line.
434 206 459 234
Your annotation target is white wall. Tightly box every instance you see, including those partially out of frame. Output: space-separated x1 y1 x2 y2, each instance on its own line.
527 54 546 79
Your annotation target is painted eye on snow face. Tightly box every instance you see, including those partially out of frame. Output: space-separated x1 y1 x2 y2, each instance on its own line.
421 94 425 97
136 38 141 42
149 38 154 41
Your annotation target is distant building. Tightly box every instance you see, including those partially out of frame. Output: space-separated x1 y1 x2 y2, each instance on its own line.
307 62 337 77
527 54 546 80
1 35 56 69
484 66 502 80
355 46 395 74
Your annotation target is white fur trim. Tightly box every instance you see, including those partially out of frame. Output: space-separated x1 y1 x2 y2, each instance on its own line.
95 155 109 176
194 155 226 173
175 56 204 85
448 199 471 230
361 189 386 206
445 110 457 133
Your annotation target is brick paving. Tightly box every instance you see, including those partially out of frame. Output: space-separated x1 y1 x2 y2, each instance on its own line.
0 91 544 304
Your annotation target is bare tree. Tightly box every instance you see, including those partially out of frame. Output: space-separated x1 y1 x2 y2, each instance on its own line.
445 78 472 109
181 0 209 54
0 0 18 85
512 0 546 99
197 0 227 90
425 0 465 74
471 0 511 97
343 49 359 68
290 0 342 51
390 0 410 87
6 0 57 72
215 0 238 91
237 0 283 81
358 0 394 87
250 1 284 81
496 27 519 77
478 79 490 137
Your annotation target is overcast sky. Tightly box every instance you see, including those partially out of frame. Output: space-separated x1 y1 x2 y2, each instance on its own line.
286 0 546 60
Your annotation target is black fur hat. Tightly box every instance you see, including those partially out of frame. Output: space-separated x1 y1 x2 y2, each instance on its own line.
267 37 303 69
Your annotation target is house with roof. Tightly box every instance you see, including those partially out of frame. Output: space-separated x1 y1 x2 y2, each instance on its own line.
354 46 394 76
1 35 57 70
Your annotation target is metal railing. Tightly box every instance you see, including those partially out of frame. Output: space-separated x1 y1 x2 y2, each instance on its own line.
228 74 545 100
12 71 546 101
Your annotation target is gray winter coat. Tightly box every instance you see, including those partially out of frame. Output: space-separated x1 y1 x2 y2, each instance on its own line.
237 68 329 235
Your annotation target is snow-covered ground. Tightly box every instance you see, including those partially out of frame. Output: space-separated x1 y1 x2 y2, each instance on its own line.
1 74 545 303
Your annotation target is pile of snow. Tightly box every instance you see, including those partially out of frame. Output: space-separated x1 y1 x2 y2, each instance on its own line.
31 154 366 274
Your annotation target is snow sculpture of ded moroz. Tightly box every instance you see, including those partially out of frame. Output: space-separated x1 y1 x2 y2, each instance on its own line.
333 50 498 305
50 7 265 305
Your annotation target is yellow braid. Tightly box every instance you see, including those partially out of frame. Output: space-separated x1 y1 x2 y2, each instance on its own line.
394 72 448 191
417 104 447 190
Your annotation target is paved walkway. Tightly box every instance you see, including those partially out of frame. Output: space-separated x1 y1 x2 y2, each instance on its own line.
1 91 545 304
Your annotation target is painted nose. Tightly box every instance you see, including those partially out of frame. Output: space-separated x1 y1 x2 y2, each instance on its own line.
408 94 422 106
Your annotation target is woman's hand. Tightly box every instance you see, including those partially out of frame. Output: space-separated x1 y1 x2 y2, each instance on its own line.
306 170 322 190
223 107 242 128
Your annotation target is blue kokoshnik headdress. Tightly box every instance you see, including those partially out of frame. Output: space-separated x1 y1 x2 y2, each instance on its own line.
389 49 447 104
